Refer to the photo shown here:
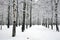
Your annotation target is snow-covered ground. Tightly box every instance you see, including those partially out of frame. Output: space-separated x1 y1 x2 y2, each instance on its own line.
0 25 60 40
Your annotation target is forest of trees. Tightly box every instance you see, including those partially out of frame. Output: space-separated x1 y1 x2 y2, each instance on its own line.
0 0 60 37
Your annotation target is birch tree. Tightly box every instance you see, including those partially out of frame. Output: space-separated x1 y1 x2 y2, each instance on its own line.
22 0 26 32
30 0 32 27
46 18 47 27
12 0 17 37
7 0 10 28
26 0 29 29
16 0 18 26
54 0 59 31
0 1 4 30
51 0 53 29
19 20 20 26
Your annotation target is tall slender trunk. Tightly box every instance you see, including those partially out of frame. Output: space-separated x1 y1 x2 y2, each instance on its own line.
46 18 47 27
37 13 39 25
0 15 2 30
42 17 44 26
51 18 53 29
7 0 10 28
22 0 26 32
26 1 29 29
1 13 3 30
47 18 48 28
12 0 17 37
47 18 49 28
55 14 59 31
30 0 32 27
19 20 20 26
54 0 59 31
51 0 53 29
16 0 18 26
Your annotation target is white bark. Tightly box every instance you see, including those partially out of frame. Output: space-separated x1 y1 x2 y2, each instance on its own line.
12 0 17 37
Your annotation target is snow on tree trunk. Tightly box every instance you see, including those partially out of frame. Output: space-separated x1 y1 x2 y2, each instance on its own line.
12 0 17 37
22 0 26 32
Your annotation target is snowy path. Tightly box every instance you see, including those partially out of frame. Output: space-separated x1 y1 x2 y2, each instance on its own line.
0 25 60 40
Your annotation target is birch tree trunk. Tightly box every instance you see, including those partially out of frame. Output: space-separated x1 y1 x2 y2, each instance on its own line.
12 0 17 37
7 0 10 28
19 20 20 26
54 0 59 31
22 0 26 32
26 1 29 29
46 18 47 27
42 16 44 26
48 18 49 28
30 0 32 27
16 0 18 26
51 0 53 29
